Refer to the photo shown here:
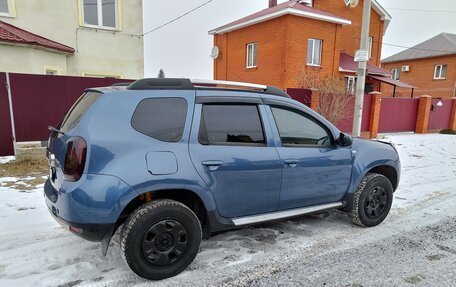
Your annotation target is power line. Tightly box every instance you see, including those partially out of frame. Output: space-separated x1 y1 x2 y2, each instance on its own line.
382 42 456 53
347 35 456 54
385 7 456 14
143 0 214 36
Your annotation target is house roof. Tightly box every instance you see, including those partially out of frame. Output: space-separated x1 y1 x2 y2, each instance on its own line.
382 33 456 63
369 75 416 89
339 52 391 76
208 1 352 35
0 20 75 54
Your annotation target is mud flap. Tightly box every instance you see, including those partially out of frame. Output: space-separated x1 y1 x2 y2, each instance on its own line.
101 226 116 256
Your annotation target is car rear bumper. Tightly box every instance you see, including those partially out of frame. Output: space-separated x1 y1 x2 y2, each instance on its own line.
47 206 115 242
44 174 139 240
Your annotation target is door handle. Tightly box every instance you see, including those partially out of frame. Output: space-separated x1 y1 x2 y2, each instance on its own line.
202 160 224 171
283 159 298 168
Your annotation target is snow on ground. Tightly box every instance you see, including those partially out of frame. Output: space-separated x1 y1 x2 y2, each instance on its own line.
0 156 14 164
0 133 455 287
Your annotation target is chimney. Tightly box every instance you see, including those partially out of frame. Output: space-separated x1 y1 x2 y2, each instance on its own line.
269 0 277 8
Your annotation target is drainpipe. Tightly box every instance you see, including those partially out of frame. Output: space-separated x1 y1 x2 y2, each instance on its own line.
453 81 456 98
5 72 17 155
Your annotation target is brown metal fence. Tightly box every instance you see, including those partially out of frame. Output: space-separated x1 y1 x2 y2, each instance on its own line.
0 72 133 156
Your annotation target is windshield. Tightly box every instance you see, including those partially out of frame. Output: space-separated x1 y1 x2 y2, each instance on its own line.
59 92 102 133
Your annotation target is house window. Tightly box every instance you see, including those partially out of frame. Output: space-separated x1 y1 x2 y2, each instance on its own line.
0 0 13 16
345 76 357 94
307 38 322 66
434 64 447 79
391 68 400 81
246 43 258 68
368 36 373 58
83 72 121 78
45 69 58 76
82 0 118 29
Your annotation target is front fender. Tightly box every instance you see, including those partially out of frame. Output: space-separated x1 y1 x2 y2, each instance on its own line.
346 138 400 197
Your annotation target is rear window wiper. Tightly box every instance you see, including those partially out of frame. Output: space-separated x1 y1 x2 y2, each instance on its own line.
48 126 65 135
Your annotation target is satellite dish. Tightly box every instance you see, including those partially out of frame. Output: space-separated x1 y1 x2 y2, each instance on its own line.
210 46 219 59
344 0 359 8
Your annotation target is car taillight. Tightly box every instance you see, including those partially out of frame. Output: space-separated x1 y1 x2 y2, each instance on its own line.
63 137 87 182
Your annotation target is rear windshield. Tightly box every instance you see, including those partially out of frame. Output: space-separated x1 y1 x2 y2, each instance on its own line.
59 92 102 133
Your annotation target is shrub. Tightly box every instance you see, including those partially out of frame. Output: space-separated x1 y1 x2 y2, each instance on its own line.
296 71 353 125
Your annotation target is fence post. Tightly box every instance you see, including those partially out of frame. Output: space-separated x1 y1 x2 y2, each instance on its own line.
368 92 382 138
5 72 17 154
310 89 320 111
449 98 456 131
415 95 432 134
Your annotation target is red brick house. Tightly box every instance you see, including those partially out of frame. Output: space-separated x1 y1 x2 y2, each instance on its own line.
381 33 456 99
209 0 413 94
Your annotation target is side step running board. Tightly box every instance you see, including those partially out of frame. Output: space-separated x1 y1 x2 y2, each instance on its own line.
232 202 344 226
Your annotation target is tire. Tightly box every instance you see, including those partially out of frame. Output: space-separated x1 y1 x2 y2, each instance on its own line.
120 199 202 280
350 173 393 227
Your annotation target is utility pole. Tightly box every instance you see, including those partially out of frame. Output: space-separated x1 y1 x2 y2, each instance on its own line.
352 0 372 137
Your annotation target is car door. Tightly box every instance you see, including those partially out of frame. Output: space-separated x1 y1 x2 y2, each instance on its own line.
266 104 353 210
189 98 282 218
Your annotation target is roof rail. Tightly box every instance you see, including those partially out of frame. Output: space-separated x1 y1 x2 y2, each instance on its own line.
127 78 290 98
191 79 266 90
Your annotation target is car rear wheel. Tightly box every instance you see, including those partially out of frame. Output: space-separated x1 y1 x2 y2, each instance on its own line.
350 173 393 227
120 199 202 280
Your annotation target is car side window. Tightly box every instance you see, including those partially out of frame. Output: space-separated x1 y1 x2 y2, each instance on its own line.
270 106 333 147
199 104 266 146
131 98 187 142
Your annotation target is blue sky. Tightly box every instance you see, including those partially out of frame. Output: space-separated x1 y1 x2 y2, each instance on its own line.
143 0 456 78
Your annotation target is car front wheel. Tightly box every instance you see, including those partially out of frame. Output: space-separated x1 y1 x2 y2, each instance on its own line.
120 199 202 280
350 173 393 227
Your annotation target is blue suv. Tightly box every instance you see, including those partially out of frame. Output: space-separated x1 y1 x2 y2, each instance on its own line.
45 79 400 280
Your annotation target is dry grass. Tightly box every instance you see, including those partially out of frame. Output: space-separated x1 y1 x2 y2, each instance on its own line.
0 159 48 191
0 159 48 178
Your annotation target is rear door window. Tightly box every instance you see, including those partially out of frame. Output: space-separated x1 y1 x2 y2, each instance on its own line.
199 104 265 146
131 98 188 142
60 92 102 133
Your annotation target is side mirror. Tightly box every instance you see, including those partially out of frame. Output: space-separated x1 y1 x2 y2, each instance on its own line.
337 133 353 147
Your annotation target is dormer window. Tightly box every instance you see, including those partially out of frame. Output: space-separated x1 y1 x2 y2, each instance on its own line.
81 0 119 30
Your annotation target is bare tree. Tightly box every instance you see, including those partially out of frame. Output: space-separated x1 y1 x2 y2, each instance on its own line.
296 70 354 125
157 68 165 78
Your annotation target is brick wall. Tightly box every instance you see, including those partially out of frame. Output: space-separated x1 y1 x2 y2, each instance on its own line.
381 55 456 99
214 15 341 90
313 0 384 66
213 0 387 90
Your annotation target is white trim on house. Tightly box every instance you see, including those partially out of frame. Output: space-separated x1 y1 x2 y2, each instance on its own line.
208 7 351 35
372 0 392 34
